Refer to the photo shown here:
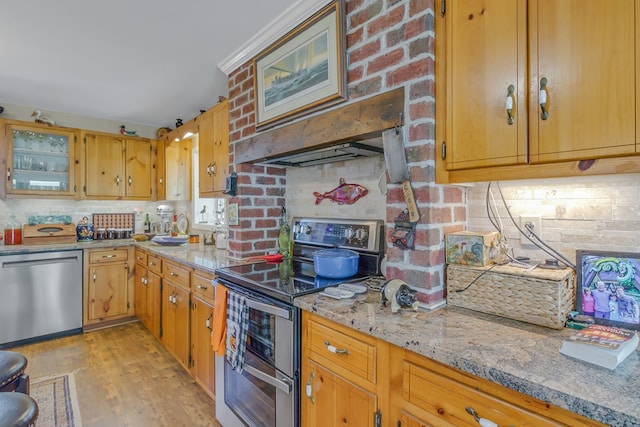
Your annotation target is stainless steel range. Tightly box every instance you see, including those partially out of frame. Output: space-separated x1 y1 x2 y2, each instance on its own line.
214 217 385 427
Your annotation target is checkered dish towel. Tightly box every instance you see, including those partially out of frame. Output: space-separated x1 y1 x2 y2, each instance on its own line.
226 290 249 373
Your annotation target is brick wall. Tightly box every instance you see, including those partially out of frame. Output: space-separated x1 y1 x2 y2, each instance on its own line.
226 0 459 306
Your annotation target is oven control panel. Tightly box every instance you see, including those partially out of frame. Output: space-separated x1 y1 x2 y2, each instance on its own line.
292 218 383 252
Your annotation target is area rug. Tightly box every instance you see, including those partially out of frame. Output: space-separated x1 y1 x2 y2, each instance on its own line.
31 373 83 427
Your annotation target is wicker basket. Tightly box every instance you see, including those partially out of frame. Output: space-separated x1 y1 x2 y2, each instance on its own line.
447 263 576 329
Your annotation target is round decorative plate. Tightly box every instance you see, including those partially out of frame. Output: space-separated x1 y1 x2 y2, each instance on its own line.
156 127 171 138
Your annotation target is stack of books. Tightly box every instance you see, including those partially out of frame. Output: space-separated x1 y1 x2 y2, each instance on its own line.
560 324 638 369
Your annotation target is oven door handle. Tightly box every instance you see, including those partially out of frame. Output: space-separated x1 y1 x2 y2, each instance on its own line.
242 364 292 394
245 299 290 320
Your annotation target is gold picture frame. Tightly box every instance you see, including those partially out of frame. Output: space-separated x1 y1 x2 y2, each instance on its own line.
254 0 347 130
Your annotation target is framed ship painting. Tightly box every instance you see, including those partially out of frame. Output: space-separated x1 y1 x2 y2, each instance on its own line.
576 250 640 330
254 0 347 130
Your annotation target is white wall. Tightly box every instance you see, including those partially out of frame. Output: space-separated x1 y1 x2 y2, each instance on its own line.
1 103 158 139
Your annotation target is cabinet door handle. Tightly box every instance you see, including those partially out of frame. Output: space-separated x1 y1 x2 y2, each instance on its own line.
539 77 549 120
505 84 515 125
465 407 498 427
324 340 350 355
197 284 208 290
7 168 10 181
211 162 216 176
128 176 132 186
305 372 315 404
206 313 212 331
115 175 121 185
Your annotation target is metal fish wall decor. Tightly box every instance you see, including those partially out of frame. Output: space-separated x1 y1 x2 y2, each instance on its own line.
313 178 368 205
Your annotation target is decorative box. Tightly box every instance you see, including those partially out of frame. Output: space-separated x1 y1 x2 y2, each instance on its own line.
447 263 576 329
445 230 501 266
23 223 76 245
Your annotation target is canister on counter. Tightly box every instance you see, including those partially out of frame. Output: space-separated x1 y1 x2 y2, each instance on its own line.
189 234 199 243
4 214 22 245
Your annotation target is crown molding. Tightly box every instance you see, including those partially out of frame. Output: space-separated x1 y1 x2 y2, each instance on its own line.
218 0 334 75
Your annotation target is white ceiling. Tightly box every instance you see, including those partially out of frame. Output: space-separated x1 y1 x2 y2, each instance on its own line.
0 0 295 128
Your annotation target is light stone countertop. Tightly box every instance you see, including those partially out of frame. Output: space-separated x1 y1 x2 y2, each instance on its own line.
0 239 235 274
294 291 640 427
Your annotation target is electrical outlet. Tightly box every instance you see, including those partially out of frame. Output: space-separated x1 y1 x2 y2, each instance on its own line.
520 215 542 245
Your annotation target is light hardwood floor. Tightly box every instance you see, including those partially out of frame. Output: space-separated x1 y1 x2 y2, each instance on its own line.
12 322 221 427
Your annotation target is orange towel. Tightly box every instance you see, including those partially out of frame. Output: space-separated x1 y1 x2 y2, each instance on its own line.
211 282 228 356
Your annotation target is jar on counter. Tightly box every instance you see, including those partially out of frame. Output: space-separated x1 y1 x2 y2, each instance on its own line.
76 216 94 242
4 214 23 245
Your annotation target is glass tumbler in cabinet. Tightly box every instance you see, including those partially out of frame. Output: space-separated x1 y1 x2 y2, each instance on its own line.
7 125 76 196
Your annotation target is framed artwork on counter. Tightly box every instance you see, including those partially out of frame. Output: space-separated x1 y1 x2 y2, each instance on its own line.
576 250 640 330
253 0 347 130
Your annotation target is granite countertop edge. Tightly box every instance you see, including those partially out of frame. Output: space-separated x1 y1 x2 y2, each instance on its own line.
294 292 639 427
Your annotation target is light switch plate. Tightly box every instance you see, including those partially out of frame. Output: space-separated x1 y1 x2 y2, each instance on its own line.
520 215 542 245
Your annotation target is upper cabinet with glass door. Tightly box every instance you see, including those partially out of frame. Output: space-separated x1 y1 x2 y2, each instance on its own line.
6 123 78 197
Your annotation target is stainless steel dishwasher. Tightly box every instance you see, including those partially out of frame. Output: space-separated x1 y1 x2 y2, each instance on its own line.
0 250 83 348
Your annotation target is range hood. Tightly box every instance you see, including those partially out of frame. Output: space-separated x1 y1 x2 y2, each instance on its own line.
257 140 384 167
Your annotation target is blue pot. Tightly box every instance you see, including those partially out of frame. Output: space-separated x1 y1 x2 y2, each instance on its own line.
313 249 359 279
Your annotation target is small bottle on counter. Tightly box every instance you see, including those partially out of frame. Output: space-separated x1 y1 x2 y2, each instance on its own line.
171 214 179 237
144 213 151 233
278 206 290 257
4 214 23 245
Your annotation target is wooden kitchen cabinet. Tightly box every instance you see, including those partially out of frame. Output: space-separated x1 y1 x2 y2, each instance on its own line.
3 121 79 198
154 138 166 201
437 0 639 181
197 100 229 197
82 132 153 199
190 269 216 398
161 259 191 369
388 346 607 427
163 137 191 201
134 249 162 338
84 247 135 328
301 311 384 427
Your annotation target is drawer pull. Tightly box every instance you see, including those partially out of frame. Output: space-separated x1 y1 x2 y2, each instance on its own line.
170 272 178 277
149 261 156 266
465 407 498 427
197 284 208 290
324 340 349 355
305 372 315 404
102 254 117 259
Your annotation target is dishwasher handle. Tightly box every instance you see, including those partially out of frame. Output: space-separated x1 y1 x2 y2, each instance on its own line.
2 256 80 269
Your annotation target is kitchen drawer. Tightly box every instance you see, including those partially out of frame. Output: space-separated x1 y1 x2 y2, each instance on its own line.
163 260 190 290
88 248 129 264
147 254 162 274
402 359 561 427
191 270 215 302
134 249 147 266
307 316 376 384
